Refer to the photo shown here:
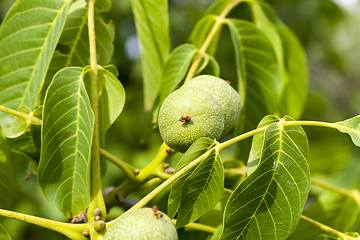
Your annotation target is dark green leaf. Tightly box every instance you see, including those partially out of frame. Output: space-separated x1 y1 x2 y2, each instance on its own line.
39 67 94 219
41 0 114 102
227 19 282 162
220 117 310 240
159 44 198 105
0 224 11 240
258 2 308 119
0 0 72 136
335 115 360 147
131 0 170 109
176 148 224 228
249 1 287 92
168 137 216 219
0 126 13 222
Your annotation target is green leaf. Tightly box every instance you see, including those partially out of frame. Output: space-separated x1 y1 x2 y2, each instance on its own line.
99 68 126 133
159 44 198 105
258 2 308 119
335 115 360 147
188 14 221 56
176 148 224 228
131 0 170 110
0 126 14 222
98 68 126 170
39 67 94 219
0 0 72 136
168 137 216 219
95 0 112 12
204 0 234 16
247 115 280 175
249 1 288 93
41 0 115 102
226 19 282 162
210 224 223 240
208 54 220 77
0 224 11 240
220 117 310 240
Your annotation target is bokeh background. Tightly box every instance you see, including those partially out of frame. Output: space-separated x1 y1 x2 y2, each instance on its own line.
1 0 360 239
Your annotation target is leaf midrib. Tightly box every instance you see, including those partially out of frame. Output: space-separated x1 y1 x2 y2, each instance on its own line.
236 124 283 240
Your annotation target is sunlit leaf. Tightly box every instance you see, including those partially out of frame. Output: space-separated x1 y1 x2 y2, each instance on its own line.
0 224 11 240
227 19 282 162
335 115 360 147
159 44 198 105
41 0 114 102
0 126 13 223
98 67 126 173
131 0 170 109
168 137 216 219
220 117 310 240
176 148 224 228
39 67 94 219
0 0 72 136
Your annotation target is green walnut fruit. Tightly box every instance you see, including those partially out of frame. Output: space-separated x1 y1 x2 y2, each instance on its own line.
183 75 241 134
104 208 178 240
158 87 224 152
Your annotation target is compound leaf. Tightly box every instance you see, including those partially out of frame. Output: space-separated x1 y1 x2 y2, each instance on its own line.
0 0 72 136
168 137 216 219
220 116 310 240
176 148 224 228
39 67 93 220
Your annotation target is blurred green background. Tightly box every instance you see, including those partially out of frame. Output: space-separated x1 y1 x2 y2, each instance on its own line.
1 0 360 239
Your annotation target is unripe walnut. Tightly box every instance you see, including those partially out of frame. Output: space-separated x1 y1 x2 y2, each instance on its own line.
158 87 224 152
182 75 241 134
104 208 178 240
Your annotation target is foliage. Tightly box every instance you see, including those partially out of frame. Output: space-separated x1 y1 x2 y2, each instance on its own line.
0 0 359 240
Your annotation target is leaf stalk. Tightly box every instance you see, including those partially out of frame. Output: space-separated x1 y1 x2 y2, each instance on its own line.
0 105 42 125
100 148 137 181
87 0 107 222
0 208 90 240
